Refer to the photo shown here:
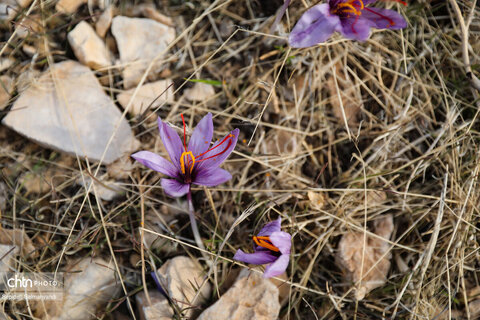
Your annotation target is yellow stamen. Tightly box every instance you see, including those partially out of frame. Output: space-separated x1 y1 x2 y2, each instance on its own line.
180 151 196 174
354 0 364 10
337 3 361 15
253 236 280 252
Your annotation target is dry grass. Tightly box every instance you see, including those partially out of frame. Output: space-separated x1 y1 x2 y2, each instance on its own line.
1 0 480 319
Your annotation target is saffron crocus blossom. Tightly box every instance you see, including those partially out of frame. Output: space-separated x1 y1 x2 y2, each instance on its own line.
289 0 407 48
233 218 291 278
132 113 239 198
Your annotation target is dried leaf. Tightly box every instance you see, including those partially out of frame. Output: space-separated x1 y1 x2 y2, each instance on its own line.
336 214 393 300
327 64 362 127
0 228 36 258
307 191 327 210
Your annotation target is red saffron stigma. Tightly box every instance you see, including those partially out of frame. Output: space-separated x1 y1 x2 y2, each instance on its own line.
379 0 407 5
196 134 234 163
351 14 360 33
364 7 395 26
181 114 187 151
197 140 233 163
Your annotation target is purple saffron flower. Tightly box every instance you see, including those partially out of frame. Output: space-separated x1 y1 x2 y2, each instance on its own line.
233 218 291 278
289 0 407 48
132 113 239 197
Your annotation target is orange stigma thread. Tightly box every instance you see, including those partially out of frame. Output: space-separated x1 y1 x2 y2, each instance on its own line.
253 236 280 252
333 0 364 15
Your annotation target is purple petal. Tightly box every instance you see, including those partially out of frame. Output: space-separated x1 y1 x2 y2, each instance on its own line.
193 167 232 187
131 151 178 178
160 178 189 197
361 7 407 30
263 254 289 278
339 15 373 41
158 117 184 172
289 4 341 48
151 271 167 297
196 128 239 170
257 218 281 237
233 249 278 265
187 113 213 157
269 231 292 255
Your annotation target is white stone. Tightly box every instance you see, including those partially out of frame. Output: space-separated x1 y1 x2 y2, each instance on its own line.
197 270 280 320
2 60 138 164
156 256 211 317
0 57 14 72
95 5 113 38
111 16 175 88
68 21 111 69
136 290 173 320
117 79 174 116
0 0 32 21
184 82 215 102
55 0 87 14
51 258 120 320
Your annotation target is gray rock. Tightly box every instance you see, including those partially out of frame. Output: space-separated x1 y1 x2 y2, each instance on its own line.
68 21 112 69
95 6 113 38
136 290 173 320
0 0 32 21
156 256 211 318
55 0 86 13
2 60 138 164
37 258 121 320
111 16 175 89
0 58 14 72
197 269 280 320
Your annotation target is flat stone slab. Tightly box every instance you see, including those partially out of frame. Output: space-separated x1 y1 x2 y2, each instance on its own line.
111 16 175 88
197 269 280 320
2 60 138 164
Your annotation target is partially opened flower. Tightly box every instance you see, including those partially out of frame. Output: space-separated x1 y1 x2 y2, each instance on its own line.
289 0 407 48
132 113 239 198
233 218 291 278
